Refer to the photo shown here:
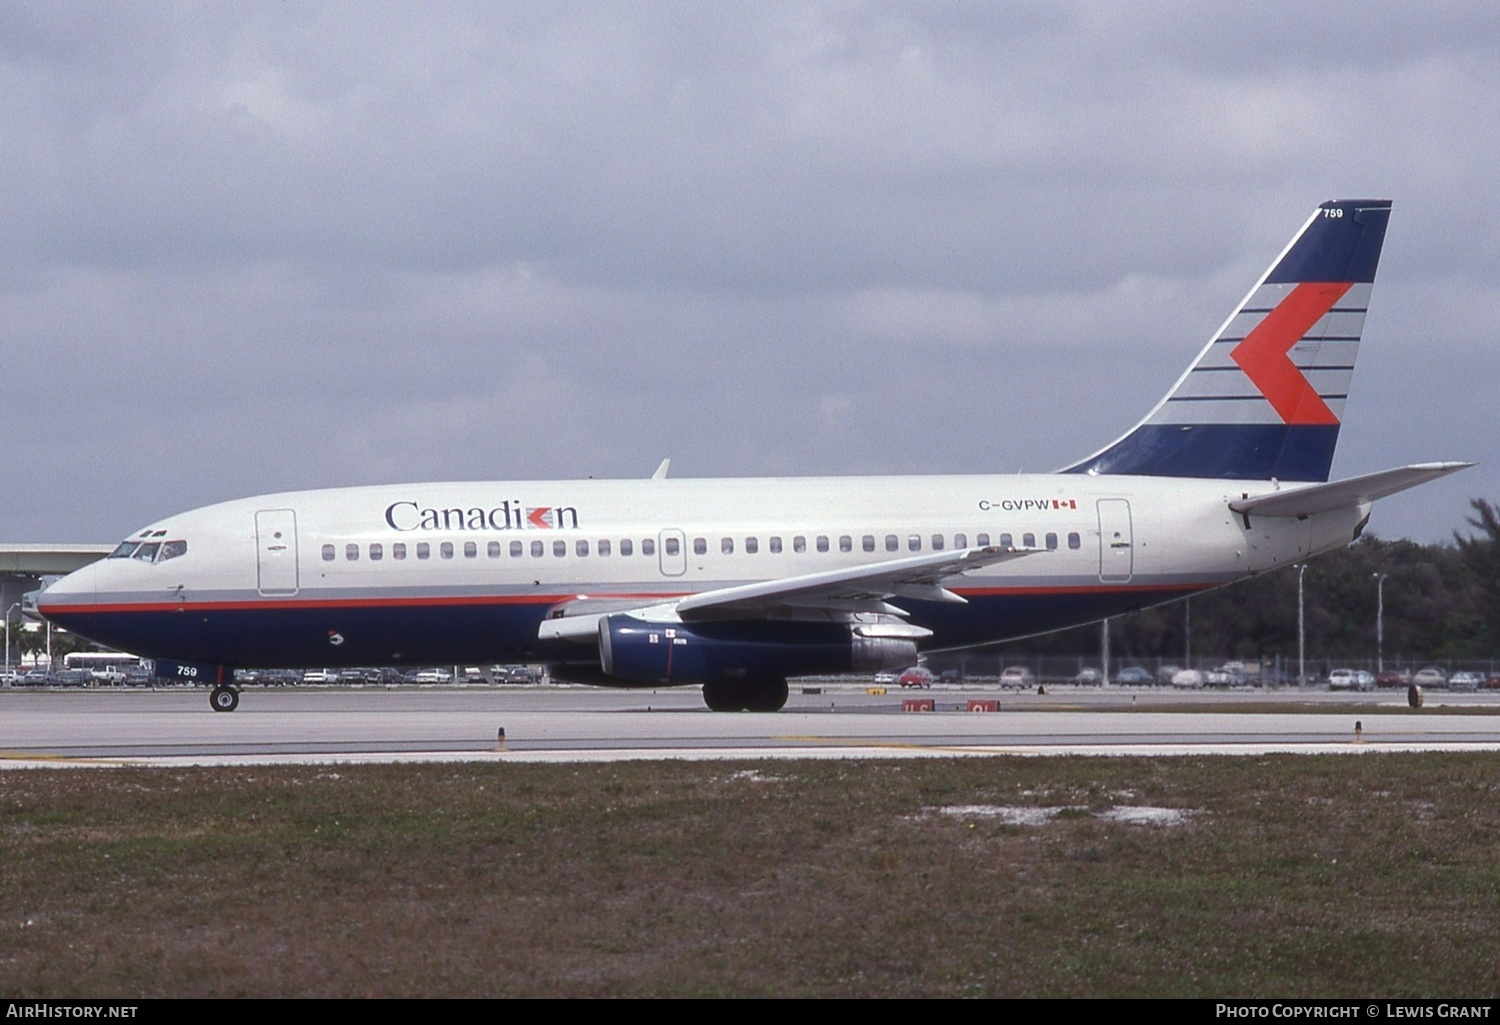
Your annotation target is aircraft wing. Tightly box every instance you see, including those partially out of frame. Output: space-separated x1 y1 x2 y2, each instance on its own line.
538 545 1037 641
675 545 1036 620
1228 462 1473 519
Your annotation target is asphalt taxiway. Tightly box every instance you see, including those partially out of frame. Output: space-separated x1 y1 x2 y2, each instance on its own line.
4 684 1500 767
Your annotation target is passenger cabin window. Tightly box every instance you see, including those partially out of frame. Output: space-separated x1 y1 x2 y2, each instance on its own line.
862 535 875 553
954 533 967 549
553 540 566 557
721 537 733 555
531 540 544 557
745 537 758 554
576 540 589 557
977 533 990 547
642 538 655 556
1068 532 1081 550
693 538 707 556
440 542 454 559
999 533 1012 547
664 538 679 557
908 535 921 552
1022 533 1035 548
793 536 806 554
394 542 407 560
598 539 611 556
1046 532 1058 550
488 541 502 558
816 536 829 553
769 537 782 554
839 535 852 553
886 535 898 552
931 534 945 551
345 544 359 562
369 543 383 561
463 541 477 558
417 542 431 559
620 539 633 557
322 544 335 562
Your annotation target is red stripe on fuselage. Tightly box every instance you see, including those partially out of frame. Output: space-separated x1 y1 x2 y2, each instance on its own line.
39 581 1209 616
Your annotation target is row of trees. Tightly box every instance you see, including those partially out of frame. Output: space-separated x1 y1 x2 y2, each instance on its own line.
1 618 91 665
988 499 1500 667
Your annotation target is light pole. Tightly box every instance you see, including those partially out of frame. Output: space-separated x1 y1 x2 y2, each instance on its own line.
3 602 20 686
1297 564 1307 686
1373 572 1388 674
1184 597 1191 668
1101 618 1110 686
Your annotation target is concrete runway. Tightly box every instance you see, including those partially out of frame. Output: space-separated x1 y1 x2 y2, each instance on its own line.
4 683 1500 766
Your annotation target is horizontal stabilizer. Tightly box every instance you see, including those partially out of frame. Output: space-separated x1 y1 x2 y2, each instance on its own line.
1228 462 1473 519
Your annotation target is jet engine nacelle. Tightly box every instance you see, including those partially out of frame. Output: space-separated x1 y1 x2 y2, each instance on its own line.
597 614 918 686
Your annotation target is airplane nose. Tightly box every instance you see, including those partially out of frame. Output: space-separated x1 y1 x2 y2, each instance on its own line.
36 563 98 616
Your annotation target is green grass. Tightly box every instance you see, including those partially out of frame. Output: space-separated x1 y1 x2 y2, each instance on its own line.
3 754 1499 997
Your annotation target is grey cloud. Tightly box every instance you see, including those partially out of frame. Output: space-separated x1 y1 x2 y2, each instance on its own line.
1 1 1496 543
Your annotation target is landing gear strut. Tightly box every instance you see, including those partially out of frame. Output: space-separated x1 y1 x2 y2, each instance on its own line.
702 677 789 712
209 685 240 713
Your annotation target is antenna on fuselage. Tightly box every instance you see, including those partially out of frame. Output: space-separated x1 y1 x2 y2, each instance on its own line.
651 458 671 480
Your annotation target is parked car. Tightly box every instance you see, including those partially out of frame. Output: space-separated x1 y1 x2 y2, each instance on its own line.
1449 671 1482 691
302 669 340 684
1376 670 1409 688
1413 667 1447 686
999 666 1035 687
873 670 898 686
1328 668 1358 690
1115 666 1153 685
898 667 934 688
1073 667 1103 685
938 669 961 684
1170 668 1205 688
1354 670 1376 691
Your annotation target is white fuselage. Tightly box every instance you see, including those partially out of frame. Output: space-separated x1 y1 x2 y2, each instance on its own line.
36 471 1365 675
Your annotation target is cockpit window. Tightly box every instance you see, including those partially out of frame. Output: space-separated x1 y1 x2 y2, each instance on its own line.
113 539 186 563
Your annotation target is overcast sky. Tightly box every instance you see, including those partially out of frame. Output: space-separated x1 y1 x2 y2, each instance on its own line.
3 1 1497 544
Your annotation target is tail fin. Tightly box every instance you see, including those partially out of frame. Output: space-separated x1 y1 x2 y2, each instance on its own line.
1064 199 1392 482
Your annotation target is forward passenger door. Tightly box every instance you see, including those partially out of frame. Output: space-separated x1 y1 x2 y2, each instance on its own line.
255 509 300 596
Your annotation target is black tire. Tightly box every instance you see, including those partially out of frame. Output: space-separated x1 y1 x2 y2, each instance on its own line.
210 686 239 713
743 678 789 712
702 679 742 712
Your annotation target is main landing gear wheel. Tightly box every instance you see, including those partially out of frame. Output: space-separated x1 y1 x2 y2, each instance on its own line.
702 678 789 713
209 686 240 713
